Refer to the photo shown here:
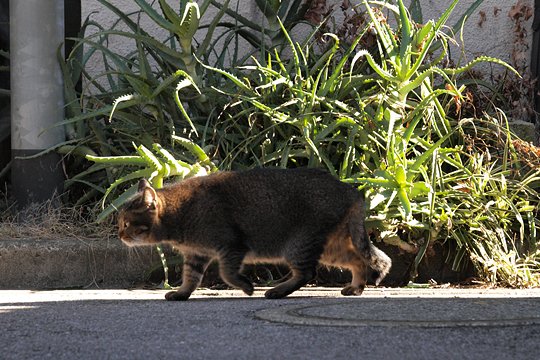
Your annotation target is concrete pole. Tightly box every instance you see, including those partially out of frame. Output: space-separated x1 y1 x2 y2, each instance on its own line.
10 0 65 206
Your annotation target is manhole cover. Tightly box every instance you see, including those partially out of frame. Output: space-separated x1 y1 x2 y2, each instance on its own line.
256 298 540 327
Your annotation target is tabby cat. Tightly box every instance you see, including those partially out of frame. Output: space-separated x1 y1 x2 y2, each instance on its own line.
118 168 391 300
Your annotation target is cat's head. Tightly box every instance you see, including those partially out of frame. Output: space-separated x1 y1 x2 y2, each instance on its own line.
117 179 161 246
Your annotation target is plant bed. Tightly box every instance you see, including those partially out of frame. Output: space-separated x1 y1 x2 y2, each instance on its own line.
33 0 540 289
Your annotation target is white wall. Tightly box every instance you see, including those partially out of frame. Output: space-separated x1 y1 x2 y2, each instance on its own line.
79 1 263 81
81 0 534 75
419 0 533 74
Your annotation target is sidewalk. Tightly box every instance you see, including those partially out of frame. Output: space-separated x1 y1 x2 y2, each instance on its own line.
1 287 539 359
0 237 158 289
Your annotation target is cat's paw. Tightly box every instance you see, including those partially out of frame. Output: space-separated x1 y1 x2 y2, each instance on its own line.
341 285 365 296
241 283 254 296
165 291 191 301
264 288 287 299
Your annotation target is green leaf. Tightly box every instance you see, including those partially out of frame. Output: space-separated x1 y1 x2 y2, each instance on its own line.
136 144 163 172
102 168 154 207
351 50 395 82
363 0 397 59
395 164 407 186
397 187 412 219
97 184 138 222
133 0 175 32
172 135 217 171
397 0 412 69
174 75 201 135
85 154 147 166
410 181 432 198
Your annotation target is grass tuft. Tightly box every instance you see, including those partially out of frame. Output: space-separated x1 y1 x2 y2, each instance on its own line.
0 194 115 240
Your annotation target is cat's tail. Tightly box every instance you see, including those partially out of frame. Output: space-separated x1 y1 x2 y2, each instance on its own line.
364 243 392 285
348 201 392 285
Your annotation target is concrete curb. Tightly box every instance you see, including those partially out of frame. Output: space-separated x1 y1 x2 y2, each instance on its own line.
0 237 158 289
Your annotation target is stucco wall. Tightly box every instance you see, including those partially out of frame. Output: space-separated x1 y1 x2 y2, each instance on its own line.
80 1 263 75
419 0 533 73
81 0 534 75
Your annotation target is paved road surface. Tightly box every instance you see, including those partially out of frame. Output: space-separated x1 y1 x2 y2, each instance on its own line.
1 287 539 359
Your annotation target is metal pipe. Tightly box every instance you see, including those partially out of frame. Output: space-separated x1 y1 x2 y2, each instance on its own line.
10 0 65 206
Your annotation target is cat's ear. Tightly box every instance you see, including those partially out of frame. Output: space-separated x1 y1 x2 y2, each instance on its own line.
138 178 152 192
142 187 158 210
138 179 157 210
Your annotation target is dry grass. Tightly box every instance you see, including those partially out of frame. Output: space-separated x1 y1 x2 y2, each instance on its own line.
0 194 116 240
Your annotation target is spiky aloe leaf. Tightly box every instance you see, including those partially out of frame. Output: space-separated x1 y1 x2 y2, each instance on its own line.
172 135 217 171
397 187 412 219
159 0 200 52
405 20 437 80
174 74 201 135
135 144 163 172
85 154 147 166
443 56 520 77
133 0 175 33
97 184 138 223
101 168 154 207
402 88 459 143
152 143 192 176
109 94 142 123
399 66 456 97
351 50 395 82
178 2 200 48
397 0 412 73
362 0 398 59
199 61 254 94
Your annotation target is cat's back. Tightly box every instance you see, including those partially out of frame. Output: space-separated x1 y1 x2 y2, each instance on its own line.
217 168 360 216
230 167 355 197
157 168 362 246
160 168 359 214
166 168 358 200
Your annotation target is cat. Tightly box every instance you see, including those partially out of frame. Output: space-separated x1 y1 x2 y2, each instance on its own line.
118 168 391 300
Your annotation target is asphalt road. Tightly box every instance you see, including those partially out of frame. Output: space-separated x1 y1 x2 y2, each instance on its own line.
1 287 539 360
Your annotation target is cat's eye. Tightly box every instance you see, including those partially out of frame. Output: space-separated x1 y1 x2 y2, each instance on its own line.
133 225 149 235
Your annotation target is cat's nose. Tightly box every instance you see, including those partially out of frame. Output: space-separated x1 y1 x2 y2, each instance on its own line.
119 235 138 247
118 232 130 243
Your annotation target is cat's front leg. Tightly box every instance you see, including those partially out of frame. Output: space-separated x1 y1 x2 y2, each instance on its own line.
165 253 211 301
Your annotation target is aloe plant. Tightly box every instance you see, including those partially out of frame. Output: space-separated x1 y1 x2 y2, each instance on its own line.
143 0 201 84
204 0 540 285
349 0 516 221
59 0 227 203
345 0 537 278
57 0 540 287
87 141 212 220
202 18 373 175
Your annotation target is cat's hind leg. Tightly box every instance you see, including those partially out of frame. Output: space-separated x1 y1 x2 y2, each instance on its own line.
264 236 325 299
347 201 391 285
217 248 254 296
264 259 318 299
320 227 369 296
166 253 211 301
341 261 367 296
